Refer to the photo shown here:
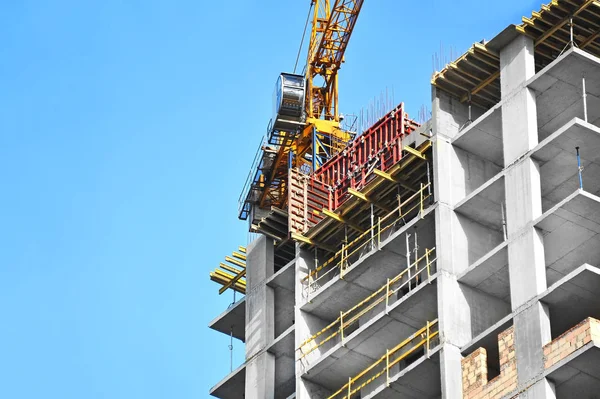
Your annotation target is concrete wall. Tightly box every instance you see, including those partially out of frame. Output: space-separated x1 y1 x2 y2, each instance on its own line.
460 283 511 338
500 35 554 398
274 285 294 338
432 88 485 141
454 213 504 270
245 235 276 398
295 248 332 398
451 147 502 204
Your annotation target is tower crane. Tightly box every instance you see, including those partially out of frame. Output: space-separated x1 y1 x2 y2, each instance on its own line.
239 0 365 225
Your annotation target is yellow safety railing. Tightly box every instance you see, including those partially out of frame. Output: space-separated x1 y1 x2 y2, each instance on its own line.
302 182 432 296
327 319 439 399
297 248 436 361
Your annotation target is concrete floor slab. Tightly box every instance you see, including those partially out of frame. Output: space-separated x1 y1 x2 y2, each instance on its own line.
302 278 438 390
528 48 600 139
275 353 295 399
545 343 600 399
452 104 503 167
267 258 295 292
532 118 600 210
539 264 600 339
269 324 295 359
534 190 600 285
363 346 442 399
208 297 246 343
265 312 295 398
301 210 436 321
454 174 505 232
209 362 246 399
458 242 509 301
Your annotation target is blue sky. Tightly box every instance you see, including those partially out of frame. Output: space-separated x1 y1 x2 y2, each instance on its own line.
0 0 539 398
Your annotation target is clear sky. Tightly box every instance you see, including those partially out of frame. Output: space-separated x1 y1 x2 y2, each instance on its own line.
0 1 540 398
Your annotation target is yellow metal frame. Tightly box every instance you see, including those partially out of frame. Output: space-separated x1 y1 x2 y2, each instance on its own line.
210 246 247 295
257 1 364 213
432 0 600 108
298 248 436 360
301 182 432 293
327 319 439 399
307 0 364 122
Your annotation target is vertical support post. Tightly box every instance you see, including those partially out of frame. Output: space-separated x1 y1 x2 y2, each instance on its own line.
397 194 402 218
229 328 234 372
414 227 419 283
386 349 390 387
340 310 344 345
467 92 473 123
347 377 351 399
385 278 390 311
340 243 345 279
420 183 424 218
426 161 432 204
370 203 374 249
583 75 588 122
426 321 431 358
501 201 507 241
406 233 412 291
576 147 583 189
377 216 381 249
426 249 431 281
569 17 574 47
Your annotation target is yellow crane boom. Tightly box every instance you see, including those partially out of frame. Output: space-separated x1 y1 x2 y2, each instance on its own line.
238 0 365 223
307 0 365 122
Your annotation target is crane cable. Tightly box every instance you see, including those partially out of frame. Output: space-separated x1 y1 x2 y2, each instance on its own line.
293 2 314 74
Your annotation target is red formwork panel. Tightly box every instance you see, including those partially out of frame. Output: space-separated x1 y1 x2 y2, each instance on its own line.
287 103 419 236
313 103 418 210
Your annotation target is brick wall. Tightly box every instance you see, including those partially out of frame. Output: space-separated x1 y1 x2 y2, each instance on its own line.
462 318 600 399
461 326 517 399
544 317 600 369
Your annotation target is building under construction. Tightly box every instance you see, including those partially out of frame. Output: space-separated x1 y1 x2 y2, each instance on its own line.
209 0 600 398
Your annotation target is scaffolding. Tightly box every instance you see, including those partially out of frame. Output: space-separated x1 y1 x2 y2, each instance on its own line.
327 319 440 399
298 247 437 362
301 182 432 297
209 246 247 295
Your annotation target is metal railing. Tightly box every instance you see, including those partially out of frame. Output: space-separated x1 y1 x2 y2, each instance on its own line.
238 135 268 220
302 182 432 296
328 319 440 399
297 247 436 361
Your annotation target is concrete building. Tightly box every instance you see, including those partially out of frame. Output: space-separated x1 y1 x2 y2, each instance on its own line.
210 1 600 398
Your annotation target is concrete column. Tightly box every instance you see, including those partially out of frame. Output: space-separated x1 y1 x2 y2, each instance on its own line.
507 227 546 307
500 36 552 397
245 235 275 398
513 303 552 384
246 352 275 398
432 87 482 140
500 34 536 98
432 86 483 399
295 247 331 398
504 160 542 234
500 35 538 165
439 343 464 399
